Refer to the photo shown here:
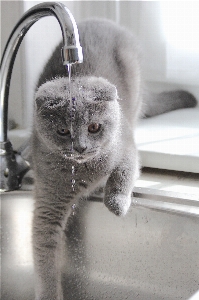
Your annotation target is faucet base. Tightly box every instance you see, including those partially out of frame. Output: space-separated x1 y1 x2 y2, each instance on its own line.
0 140 30 191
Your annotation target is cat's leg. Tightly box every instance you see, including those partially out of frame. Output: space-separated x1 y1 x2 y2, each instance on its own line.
104 152 140 216
32 201 71 300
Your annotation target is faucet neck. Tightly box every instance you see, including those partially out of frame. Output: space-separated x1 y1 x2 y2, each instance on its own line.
0 1 83 142
0 2 83 191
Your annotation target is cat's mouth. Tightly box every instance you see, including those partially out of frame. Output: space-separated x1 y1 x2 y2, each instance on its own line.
60 150 97 163
73 155 91 163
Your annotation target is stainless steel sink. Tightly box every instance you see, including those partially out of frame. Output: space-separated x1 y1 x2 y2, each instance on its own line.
1 186 199 300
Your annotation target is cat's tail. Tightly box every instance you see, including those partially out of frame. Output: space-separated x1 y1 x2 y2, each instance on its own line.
142 90 197 118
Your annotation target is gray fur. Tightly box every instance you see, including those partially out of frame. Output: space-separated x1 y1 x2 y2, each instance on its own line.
31 19 197 300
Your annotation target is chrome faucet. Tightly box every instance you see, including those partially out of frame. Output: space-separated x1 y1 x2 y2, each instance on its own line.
0 2 83 191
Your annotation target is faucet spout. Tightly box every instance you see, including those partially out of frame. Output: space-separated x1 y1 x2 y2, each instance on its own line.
0 2 83 191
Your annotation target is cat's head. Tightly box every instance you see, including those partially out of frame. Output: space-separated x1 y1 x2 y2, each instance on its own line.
34 76 121 163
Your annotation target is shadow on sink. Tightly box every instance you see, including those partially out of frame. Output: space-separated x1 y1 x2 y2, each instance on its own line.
1 190 199 300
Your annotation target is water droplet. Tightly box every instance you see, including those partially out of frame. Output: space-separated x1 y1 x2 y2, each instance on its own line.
71 203 76 215
71 179 75 185
4 168 9 177
72 166 75 174
72 204 76 209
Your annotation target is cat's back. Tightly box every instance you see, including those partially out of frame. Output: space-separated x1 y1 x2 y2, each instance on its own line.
78 18 140 67
38 18 142 124
38 18 141 89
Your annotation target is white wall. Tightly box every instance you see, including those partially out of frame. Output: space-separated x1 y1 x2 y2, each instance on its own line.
1 1 25 129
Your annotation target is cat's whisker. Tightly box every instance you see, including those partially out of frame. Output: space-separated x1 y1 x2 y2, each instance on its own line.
43 151 57 157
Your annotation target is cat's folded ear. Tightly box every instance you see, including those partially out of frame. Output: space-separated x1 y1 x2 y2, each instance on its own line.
34 82 54 108
35 95 59 109
35 88 53 109
35 96 46 109
89 77 118 102
34 85 47 108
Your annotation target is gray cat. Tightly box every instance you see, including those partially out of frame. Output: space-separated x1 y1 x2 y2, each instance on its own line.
31 19 197 300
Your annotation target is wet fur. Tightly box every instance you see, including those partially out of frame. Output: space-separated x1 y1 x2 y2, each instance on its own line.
32 19 197 300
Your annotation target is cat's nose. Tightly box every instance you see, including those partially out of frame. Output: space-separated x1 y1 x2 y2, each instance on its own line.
73 145 87 154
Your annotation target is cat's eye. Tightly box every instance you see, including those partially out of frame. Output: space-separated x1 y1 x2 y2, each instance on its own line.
88 123 101 133
57 128 70 136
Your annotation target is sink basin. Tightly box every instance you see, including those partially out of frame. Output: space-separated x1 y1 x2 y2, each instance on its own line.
1 187 199 300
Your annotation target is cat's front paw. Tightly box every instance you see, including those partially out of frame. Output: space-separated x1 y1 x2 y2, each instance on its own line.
104 194 131 216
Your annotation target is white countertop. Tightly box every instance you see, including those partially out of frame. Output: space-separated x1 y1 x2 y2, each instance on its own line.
135 107 199 173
